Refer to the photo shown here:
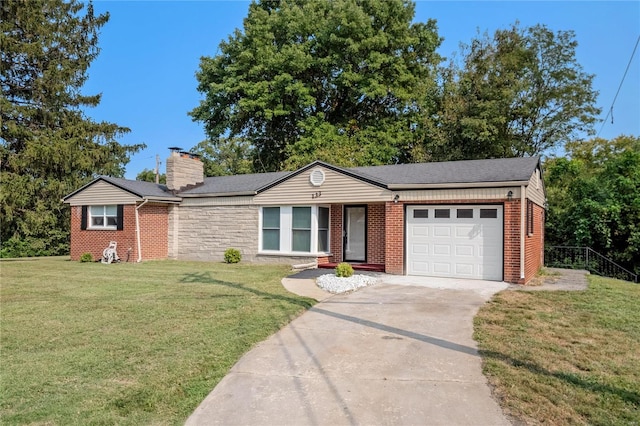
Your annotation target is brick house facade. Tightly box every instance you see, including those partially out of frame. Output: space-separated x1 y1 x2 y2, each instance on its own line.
64 155 546 284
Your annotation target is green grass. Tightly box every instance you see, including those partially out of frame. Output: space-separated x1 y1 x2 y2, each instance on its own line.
475 276 640 425
0 258 315 425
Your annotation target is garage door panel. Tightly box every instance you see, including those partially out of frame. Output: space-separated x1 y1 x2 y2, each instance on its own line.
407 205 503 281
455 264 474 276
411 261 430 273
455 245 474 257
411 244 429 255
412 226 429 237
433 244 450 255
433 226 451 237
455 225 476 238
432 263 451 274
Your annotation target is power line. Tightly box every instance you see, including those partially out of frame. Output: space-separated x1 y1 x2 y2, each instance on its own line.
597 35 640 137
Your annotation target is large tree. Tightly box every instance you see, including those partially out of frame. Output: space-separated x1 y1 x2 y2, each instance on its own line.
190 137 255 176
190 0 442 171
545 135 640 275
426 23 600 160
1 0 143 257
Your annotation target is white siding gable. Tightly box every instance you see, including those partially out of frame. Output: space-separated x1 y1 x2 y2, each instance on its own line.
65 180 141 206
254 166 392 205
527 167 546 207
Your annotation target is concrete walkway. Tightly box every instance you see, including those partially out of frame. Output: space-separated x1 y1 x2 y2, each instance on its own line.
186 276 510 426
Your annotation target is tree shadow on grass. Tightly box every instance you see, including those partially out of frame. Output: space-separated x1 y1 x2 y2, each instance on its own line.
179 271 315 309
481 350 640 406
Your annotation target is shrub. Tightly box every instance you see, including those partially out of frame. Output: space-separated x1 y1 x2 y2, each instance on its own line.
335 262 354 278
224 248 241 264
80 253 93 263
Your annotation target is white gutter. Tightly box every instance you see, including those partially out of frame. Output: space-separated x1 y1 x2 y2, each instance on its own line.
135 199 149 263
520 185 526 280
387 180 529 190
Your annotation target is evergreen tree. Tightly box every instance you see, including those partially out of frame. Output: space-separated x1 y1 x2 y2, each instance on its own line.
1 0 144 257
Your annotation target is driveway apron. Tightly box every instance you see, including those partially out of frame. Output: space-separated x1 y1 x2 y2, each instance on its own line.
186 278 510 426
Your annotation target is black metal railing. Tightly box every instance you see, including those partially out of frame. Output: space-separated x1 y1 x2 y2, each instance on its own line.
545 246 638 283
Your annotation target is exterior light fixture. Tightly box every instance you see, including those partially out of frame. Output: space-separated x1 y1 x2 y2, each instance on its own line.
507 190 513 201
393 194 400 203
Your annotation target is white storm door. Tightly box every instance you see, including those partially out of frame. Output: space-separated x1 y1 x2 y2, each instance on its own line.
344 206 366 262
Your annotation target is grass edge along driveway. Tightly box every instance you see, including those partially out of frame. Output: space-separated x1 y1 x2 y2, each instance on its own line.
474 275 640 425
0 258 315 425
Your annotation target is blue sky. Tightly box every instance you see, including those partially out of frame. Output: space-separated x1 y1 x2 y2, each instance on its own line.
83 1 640 178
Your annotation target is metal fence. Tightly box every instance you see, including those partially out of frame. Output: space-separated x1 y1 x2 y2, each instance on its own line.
545 246 638 283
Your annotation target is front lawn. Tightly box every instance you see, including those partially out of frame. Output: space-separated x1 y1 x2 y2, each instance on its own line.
0 258 314 425
475 276 640 425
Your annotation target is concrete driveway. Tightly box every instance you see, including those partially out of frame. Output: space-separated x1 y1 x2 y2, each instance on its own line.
186 276 510 426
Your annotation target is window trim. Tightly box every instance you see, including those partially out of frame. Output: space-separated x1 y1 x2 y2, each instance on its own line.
261 206 281 251
526 200 535 236
259 205 331 255
82 204 123 231
291 206 312 252
317 206 330 253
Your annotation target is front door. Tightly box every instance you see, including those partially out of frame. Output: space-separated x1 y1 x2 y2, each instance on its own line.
344 206 366 262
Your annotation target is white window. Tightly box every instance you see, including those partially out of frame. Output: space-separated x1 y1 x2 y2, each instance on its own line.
260 206 330 255
89 205 118 229
262 207 280 250
292 207 311 252
317 207 330 252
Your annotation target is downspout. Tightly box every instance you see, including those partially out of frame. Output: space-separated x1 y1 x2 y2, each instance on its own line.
520 185 526 280
135 199 149 263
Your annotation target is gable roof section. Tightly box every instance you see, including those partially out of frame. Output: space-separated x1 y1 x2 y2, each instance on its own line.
256 160 388 194
63 176 180 203
179 171 291 197
63 157 542 202
349 157 540 187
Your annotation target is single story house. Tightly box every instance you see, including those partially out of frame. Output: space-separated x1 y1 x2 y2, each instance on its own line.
63 151 546 284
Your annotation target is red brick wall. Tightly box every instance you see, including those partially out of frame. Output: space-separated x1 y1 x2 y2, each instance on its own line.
138 204 168 260
503 200 522 284
385 201 404 274
367 204 385 264
524 202 545 282
70 203 168 262
329 204 343 262
382 198 538 284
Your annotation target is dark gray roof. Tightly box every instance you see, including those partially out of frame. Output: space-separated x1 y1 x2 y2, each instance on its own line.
62 175 177 201
98 176 176 198
179 171 291 195
348 157 540 185
64 157 541 202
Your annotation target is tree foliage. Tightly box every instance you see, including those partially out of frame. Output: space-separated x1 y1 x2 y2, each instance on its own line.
136 169 166 184
545 136 640 275
190 0 442 171
1 0 144 257
428 23 600 160
190 138 255 176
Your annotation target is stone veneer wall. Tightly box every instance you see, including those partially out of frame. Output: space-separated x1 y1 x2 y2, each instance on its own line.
175 204 318 265
177 205 259 261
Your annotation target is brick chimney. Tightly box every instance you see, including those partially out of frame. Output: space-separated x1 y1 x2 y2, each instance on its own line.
166 149 204 191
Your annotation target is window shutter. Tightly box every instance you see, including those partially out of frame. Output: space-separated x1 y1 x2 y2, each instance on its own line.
117 204 124 230
81 206 88 230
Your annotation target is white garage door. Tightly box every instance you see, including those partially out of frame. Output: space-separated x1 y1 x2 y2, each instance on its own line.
406 205 503 281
